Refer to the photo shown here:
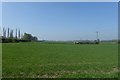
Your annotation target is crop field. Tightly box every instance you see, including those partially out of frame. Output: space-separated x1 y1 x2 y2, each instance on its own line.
2 42 118 78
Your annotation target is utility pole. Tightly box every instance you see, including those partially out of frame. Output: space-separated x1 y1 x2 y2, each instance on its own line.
96 31 98 40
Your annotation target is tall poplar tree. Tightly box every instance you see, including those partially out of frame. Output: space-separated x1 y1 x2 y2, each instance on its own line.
7 28 10 38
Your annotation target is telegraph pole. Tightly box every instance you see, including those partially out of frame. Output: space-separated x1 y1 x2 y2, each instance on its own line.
96 31 98 40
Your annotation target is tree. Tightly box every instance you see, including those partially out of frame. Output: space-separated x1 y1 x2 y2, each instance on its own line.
15 28 17 39
21 33 32 41
32 36 38 41
18 29 21 39
7 28 10 38
21 33 38 41
3 27 6 38
10 29 13 39
4 29 6 38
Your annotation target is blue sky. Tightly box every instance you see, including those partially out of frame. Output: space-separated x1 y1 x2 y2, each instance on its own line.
2 2 118 41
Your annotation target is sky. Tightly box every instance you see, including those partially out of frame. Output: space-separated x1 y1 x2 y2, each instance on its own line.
2 2 118 41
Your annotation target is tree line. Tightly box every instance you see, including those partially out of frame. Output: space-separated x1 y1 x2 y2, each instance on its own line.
1 27 38 43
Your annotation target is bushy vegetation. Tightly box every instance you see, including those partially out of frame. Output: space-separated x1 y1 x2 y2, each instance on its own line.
2 42 118 78
21 33 38 42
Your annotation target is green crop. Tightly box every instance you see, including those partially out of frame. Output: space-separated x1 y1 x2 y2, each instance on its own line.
2 42 118 78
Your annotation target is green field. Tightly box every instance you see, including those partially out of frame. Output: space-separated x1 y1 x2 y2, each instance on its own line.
2 42 118 78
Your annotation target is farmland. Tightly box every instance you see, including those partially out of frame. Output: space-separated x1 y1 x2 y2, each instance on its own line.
2 42 118 78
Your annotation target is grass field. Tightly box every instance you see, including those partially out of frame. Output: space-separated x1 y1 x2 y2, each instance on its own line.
2 42 118 78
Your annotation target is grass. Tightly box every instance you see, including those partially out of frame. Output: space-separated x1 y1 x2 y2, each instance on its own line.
2 42 118 78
